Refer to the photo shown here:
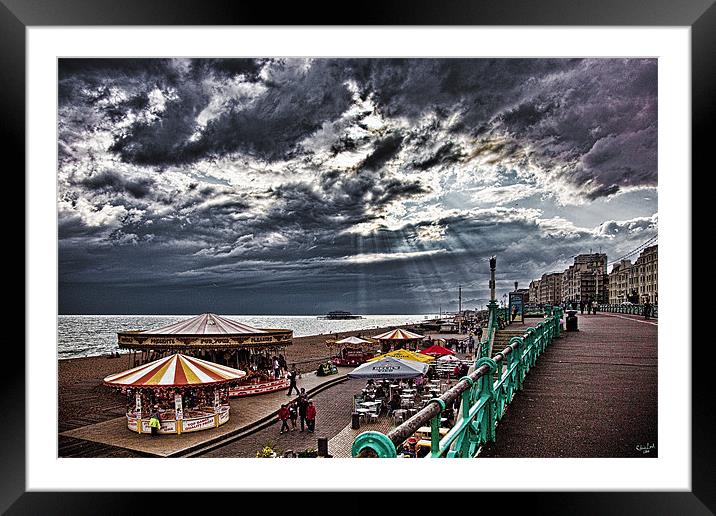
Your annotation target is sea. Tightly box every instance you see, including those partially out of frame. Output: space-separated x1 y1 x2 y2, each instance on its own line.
58 314 430 360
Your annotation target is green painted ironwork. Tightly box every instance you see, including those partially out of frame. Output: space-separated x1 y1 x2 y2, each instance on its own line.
352 306 564 458
597 304 658 318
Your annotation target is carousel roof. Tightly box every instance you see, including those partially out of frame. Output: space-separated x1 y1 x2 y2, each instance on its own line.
371 328 424 340
367 349 434 363
334 336 374 345
103 354 247 388
420 344 455 357
137 313 267 335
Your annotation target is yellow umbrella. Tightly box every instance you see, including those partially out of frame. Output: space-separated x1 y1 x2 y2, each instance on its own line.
367 348 434 363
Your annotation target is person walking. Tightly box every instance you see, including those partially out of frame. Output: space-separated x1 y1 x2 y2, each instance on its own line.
644 300 652 319
476 326 483 342
305 399 317 433
297 389 309 431
278 404 290 434
286 366 300 396
587 299 593 315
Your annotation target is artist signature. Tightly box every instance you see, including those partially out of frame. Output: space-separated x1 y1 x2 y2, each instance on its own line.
636 443 656 454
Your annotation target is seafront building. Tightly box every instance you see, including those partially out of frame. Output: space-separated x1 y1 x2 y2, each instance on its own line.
608 245 658 304
529 279 541 304
538 273 563 305
561 253 608 305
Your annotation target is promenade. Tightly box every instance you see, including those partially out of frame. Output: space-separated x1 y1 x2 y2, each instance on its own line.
480 312 657 458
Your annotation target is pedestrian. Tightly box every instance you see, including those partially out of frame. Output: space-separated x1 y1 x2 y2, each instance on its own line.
149 405 161 437
305 399 317 433
297 388 309 431
288 401 298 431
476 326 483 342
580 301 585 314
286 366 300 396
278 404 290 434
644 300 652 319
587 299 593 315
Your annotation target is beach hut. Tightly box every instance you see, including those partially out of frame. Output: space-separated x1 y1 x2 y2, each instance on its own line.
371 328 425 352
103 353 246 435
367 348 434 363
347 356 429 380
420 344 455 357
116 313 293 397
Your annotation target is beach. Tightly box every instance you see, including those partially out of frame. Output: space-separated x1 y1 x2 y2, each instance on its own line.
58 324 412 434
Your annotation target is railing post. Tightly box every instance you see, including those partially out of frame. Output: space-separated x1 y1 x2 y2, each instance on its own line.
475 357 498 443
430 398 446 457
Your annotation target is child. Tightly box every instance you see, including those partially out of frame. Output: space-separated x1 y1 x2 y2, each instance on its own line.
278 404 290 434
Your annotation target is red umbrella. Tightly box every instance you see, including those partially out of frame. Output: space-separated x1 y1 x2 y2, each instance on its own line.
420 344 455 357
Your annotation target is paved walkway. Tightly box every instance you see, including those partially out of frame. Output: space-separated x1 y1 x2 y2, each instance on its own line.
60 367 352 457
480 313 657 458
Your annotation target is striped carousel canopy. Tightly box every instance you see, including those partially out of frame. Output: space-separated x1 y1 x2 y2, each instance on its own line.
367 348 434 363
137 313 267 335
371 328 424 340
103 354 247 388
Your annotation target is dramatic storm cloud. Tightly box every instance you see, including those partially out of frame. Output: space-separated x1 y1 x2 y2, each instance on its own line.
58 58 658 314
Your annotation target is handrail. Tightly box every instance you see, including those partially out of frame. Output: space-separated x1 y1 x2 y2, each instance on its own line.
596 304 658 318
352 307 564 458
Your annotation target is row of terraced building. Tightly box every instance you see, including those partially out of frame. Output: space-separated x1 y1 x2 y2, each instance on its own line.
528 245 658 306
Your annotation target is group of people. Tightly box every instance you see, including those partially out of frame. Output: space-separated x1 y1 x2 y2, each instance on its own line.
278 388 317 434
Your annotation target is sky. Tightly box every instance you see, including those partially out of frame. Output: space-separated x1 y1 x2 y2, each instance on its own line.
57 58 658 315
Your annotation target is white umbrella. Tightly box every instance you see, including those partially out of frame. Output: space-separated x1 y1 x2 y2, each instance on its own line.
334 336 374 345
347 356 429 379
437 354 460 363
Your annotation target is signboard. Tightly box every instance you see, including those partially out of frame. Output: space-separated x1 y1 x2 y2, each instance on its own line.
135 392 142 420
509 292 525 323
117 332 292 347
182 415 216 432
174 394 184 421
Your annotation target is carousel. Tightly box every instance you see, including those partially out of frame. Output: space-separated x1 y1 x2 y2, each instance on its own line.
327 336 378 366
116 313 293 397
371 328 425 352
103 353 246 435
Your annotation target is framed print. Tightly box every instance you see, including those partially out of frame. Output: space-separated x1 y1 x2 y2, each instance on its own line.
7 0 712 513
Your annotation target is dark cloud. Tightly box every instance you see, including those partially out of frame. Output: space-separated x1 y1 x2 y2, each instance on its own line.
57 58 658 314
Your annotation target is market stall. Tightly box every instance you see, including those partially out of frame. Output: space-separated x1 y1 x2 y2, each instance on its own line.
420 344 455 357
367 348 435 364
347 356 429 379
103 353 246 435
370 328 425 353
326 335 378 366
115 313 293 397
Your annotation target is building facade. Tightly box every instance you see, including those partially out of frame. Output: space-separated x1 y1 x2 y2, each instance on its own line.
539 273 563 305
561 253 608 305
608 245 658 304
529 279 541 305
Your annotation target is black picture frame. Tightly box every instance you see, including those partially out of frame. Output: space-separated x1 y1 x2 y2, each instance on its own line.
7 0 710 513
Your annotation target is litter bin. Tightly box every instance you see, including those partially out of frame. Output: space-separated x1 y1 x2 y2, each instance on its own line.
351 412 361 430
565 310 578 331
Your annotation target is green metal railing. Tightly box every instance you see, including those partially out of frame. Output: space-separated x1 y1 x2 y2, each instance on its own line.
352 307 564 458
597 304 658 318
